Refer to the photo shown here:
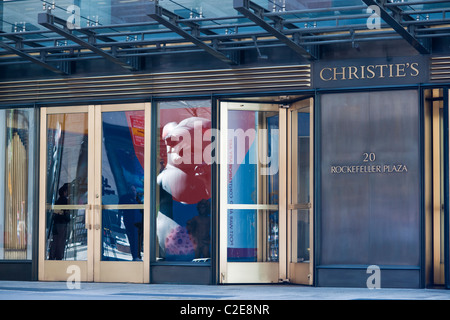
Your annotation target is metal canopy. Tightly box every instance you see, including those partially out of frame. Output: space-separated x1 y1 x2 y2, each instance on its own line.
233 0 316 60
147 2 238 65
0 0 450 75
361 0 430 54
0 40 67 75
38 11 138 71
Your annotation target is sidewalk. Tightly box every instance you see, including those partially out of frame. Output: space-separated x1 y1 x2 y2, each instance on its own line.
0 280 449 300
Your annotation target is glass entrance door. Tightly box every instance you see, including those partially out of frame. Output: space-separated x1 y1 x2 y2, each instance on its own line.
425 88 446 287
39 104 150 283
219 99 314 284
287 99 314 285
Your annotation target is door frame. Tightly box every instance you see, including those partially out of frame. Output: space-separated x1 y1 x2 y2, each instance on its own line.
218 98 314 284
219 101 285 284
424 87 450 288
287 98 314 285
38 103 151 283
38 106 94 282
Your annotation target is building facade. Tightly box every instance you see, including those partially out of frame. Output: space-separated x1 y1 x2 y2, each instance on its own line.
0 0 449 289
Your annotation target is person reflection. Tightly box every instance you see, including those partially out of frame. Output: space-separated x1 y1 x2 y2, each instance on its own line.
49 183 70 260
120 185 143 261
187 199 211 259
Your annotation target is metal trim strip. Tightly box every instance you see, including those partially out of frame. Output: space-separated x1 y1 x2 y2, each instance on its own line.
0 65 311 103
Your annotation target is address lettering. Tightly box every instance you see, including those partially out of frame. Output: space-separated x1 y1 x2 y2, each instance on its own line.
330 152 408 174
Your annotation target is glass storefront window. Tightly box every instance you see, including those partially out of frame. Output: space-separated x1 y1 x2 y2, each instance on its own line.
156 100 212 263
0 108 36 260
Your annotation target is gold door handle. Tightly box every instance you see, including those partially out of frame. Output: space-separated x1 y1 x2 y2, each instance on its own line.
288 203 311 210
85 204 93 230
93 204 101 230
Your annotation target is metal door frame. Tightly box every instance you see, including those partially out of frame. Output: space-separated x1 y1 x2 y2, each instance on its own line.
38 103 151 283
219 98 314 284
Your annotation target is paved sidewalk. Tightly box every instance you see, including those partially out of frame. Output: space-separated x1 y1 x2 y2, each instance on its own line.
0 280 449 300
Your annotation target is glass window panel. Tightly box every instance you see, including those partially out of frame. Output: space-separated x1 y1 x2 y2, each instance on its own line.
156 100 212 263
227 110 279 205
226 108 279 263
101 111 145 206
227 209 279 262
296 111 310 204
101 110 145 262
227 209 257 262
48 207 87 261
102 209 143 261
0 109 36 260
291 209 310 263
46 113 88 261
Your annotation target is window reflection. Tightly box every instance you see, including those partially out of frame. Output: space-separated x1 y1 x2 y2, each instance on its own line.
101 111 144 261
156 100 212 262
226 110 279 262
101 111 144 206
46 113 88 261
0 109 35 260
102 209 143 261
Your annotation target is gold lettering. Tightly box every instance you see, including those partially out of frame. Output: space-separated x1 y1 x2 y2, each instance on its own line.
320 68 333 81
375 64 388 78
330 163 408 174
319 62 420 82
320 60 421 82
348 66 359 80
396 63 407 77
333 67 346 80
366 65 376 79
410 63 419 77
388 64 394 78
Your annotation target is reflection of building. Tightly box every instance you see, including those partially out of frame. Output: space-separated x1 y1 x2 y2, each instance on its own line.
0 0 450 289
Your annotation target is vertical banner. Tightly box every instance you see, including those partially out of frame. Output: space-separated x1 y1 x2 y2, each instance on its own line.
227 111 258 262
226 110 280 262
227 110 257 261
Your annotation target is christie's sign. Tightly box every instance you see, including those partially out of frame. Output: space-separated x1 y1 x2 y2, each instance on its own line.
313 56 429 88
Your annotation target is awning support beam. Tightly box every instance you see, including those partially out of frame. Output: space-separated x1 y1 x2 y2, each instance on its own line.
148 2 238 65
38 11 138 71
0 40 68 75
233 0 316 60
361 0 430 54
